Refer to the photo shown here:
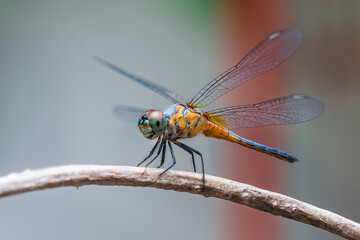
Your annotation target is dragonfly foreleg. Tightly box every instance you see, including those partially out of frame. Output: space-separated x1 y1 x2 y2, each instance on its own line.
137 137 162 167
172 141 205 186
144 137 165 167
155 141 176 182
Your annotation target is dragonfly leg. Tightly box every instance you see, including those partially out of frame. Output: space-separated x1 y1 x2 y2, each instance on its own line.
145 137 165 167
137 137 161 167
156 139 167 168
172 140 205 186
155 141 176 182
172 141 196 172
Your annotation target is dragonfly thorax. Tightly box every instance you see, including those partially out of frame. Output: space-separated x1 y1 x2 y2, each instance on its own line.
138 110 166 139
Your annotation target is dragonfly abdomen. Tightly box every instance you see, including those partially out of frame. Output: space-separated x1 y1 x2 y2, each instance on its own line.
203 121 298 163
235 136 298 163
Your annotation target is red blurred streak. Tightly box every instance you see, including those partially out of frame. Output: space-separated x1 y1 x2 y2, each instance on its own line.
218 1 294 239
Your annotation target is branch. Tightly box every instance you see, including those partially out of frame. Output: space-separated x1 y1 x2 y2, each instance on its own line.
0 165 359 239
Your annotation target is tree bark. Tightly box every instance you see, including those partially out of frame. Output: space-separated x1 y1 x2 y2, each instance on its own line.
0 165 359 239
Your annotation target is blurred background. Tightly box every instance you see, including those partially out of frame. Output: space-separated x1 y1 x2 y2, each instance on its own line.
0 0 359 239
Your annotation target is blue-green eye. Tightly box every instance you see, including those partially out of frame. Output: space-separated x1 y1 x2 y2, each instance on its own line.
139 110 165 138
138 115 149 125
149 118 166 134
139 119 148 125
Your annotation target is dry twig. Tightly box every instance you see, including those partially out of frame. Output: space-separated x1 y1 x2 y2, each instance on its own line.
0 165 359 239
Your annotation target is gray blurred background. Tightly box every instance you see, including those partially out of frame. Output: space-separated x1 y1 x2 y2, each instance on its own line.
0 1 359 239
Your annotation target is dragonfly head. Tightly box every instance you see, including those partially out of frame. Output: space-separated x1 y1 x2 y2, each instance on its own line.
138 110 166 139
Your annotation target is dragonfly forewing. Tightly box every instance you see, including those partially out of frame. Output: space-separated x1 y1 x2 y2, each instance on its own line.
189 29 303 107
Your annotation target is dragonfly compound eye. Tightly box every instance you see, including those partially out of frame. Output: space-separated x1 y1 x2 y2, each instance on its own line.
149 118 166 134
138 110 165 139
148 110 166 135
138 114 149 126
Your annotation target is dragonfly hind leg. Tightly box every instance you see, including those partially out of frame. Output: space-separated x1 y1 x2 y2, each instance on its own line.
172 142 196 172
172 140 205 186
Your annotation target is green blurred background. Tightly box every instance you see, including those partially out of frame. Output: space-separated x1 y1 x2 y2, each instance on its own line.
0 1 359 239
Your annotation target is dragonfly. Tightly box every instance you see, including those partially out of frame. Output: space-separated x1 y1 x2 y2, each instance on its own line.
96 29 324 186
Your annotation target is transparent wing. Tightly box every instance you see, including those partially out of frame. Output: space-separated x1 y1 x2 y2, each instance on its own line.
207 94 324 129
95 56 185 104
113 105 148 122
189 29 303 107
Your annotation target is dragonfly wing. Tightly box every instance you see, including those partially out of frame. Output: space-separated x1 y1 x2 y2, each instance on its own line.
207 94 324 129
113 105 147 122
189 29 303 107
95 57 186 104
